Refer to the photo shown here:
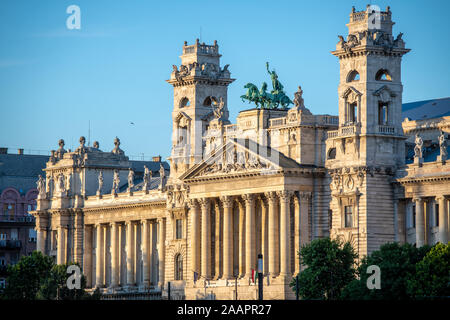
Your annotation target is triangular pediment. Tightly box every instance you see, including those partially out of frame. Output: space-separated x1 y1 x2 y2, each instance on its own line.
175 111 191 123
179 138 303 181
373 85 396 102
341 86 362 99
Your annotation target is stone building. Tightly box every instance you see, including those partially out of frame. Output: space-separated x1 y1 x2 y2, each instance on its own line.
31 6 449 300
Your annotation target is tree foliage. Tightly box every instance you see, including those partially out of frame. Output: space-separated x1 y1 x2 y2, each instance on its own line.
0 251 99 300
406 242 450 299
290 238 358 300
340 242 431 300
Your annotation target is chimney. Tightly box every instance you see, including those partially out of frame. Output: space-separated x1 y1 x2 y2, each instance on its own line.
18 148 24 155
152 155 161 162
0 148 7 154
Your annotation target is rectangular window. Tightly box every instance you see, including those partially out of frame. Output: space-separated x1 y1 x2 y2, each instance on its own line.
28 229 37 242
10 229 18 240
0 278 5 289
349 103 358 123
175 219 183 239
378 102 388 125
413 205 416 228
344 206 353 228
0 234 6 240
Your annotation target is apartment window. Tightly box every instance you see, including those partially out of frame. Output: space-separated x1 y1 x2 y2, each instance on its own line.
344 205 353 228
27 204 35 212
174 254 183 280
378 102 388 125
29 229 37 243
3 204 15 219
175 219 183 239
10 229 18 241
412 205 416 228
0 254 5 266
0 278 5 289
0 234 6 240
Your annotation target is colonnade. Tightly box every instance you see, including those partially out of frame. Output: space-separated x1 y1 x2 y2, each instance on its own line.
189 191 311 282
411 196 449 247
82 218 165 289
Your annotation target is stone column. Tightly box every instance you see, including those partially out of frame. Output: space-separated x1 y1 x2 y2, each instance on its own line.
57 226 65 265
189 200 200 280
36 227 46 253
134 223 140 285
141 220 150 287
436 196 448 244
83 225 93 288
299 192 311 247
110 222 118 288
414 198 425 247
158 218 166 287
126 221 135 286
243 194 255 278
118 224 123 286
199 198 211 279
149 221 155 285
265 192 278 277
214 200 222 279
238 199 245 277
95 224 103 287
278 191 292 278
103 225 108 286
221 196 233 279
74 210 84 265
64 227 69 264
260 196 268 275
293 194 301 275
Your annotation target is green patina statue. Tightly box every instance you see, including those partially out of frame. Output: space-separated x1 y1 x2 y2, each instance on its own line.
240 62 293 109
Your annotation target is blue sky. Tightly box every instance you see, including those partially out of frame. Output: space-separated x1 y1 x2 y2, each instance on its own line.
1 0 449 160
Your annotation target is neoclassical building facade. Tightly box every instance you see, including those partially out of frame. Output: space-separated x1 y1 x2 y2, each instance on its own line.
31 6 449 300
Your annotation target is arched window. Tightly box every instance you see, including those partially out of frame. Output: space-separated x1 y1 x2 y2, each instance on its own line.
203 96 217 107
327 148 336 159
375 69 392 81
174 254 183 280
347 70 360 82
179 97 190 108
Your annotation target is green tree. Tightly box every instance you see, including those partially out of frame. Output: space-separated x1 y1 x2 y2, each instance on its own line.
1 251 99 300
340 242 431 300
290 238 358 300
38 263 94 300
407 242 450 299
1 251 53 300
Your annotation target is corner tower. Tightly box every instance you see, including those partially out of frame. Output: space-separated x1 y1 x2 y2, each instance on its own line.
326 6 410 256
167 39 234 180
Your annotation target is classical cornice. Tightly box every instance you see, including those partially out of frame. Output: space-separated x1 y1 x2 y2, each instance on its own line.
82 200 166 213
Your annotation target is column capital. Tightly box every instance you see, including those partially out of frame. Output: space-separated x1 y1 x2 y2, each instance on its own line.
277 190 293 201
220 195 233 208
435 195 446 201
242 193 255 205
198 198 210 209
140 219 149 225
188 198 199 209
264 191 278 203
298 191 312 200
412 196 423 203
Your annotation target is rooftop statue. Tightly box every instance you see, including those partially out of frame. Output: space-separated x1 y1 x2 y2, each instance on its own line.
240 62 293 109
